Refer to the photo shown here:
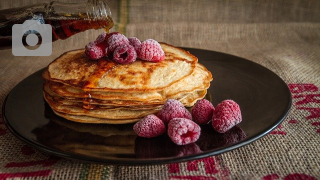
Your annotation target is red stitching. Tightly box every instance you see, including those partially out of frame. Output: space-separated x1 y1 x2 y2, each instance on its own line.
0 170 51 179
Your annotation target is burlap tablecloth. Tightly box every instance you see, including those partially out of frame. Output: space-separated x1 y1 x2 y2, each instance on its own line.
0 0 319 179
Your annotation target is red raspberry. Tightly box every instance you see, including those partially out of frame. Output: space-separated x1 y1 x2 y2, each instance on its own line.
191 99 215 125
157 99 192 124
212 100 242 133
95 32 120 43
95 32 107 43
107 33 130 52
105 32 120 39
168 118 201 145
128 37 141 51
85 41 106 60
113 44 137 64
133 114 166 138
137 39 165 62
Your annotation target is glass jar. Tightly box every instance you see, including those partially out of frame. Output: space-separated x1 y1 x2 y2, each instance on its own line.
0 0 114 49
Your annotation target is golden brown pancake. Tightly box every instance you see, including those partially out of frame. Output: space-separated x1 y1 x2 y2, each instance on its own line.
47 43 198 92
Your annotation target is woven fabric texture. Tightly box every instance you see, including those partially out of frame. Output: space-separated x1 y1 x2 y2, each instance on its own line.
0 0 319 179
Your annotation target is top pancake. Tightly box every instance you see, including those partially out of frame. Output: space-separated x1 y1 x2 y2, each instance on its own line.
47 43 198 92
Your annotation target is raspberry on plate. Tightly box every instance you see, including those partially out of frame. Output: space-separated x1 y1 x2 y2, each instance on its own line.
137 39 165 62
157 99 192 124
133 114 166 138
113 44 137 64
212 100 242 133
128 37 141 51
95 32 107 43
104 32 119 41
85 41 106 60
168 118 201 145
107 33 130 52
191 99 215 125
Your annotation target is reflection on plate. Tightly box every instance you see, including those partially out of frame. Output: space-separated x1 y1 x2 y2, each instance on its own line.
135 125 246 159
38 103 245 159
2 48 291 165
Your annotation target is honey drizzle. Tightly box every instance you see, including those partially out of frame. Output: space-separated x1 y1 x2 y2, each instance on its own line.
82 59 117 89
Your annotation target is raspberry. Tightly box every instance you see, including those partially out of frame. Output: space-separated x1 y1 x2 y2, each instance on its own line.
107 33 130 52
191 99 215 125
113 44 137 64
137 39 165 62
85 41 106 60
168 118 201 145
157 99 192 124
105 32 120 40
212 100 242 133
95 32 120 43
95 32 107 43
128 37 141 51
133 114 166 138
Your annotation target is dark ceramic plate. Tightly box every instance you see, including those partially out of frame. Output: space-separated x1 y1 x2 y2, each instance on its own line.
2 48 292 165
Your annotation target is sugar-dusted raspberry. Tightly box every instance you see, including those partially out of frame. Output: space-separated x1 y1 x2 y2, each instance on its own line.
85 41 106 60
157 99 192 124
168 118 201 145
191 99 215 125
128 37 141 51
96 32 120 43
113 44 137 64
133 114 166 138
212 100 242 133
95 32 107 43
107 33 130 52
137 39 165 62
105 32 120 39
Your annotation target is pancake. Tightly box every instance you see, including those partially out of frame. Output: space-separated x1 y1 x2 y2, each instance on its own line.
44 88 206 121
43 63 211 103
44 93 161 120
54 110 141 124
43 42 213 124
47 43 198 92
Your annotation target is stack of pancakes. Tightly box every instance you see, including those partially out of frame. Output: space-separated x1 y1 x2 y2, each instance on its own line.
43 43 212 124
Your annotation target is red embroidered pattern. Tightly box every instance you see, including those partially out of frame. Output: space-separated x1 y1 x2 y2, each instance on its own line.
0 170 52 179
270 83 320 135
290 83 320 134
270 125 287 135
1 144 60 179
168 157 228 179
